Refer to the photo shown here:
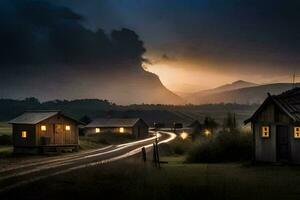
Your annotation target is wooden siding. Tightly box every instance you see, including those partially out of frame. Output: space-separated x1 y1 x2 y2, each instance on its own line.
133 119 149 138
254 122 277 162
253 100 300 163
257 102 275 123
12 124 36 147
36 115 78 146
85 119 149 138
12 114 79 149
85 127 133 135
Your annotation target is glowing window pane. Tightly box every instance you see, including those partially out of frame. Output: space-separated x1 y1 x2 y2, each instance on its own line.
261 126 270 138
41 125 47 131
294 127 300 138
65 125 71 131
21 131 27 138
95 128 100 133
119 127 124 133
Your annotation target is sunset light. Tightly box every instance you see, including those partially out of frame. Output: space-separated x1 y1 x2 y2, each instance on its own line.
2 1 300 199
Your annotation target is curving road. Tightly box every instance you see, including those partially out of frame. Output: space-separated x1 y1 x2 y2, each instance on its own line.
0 131 176 193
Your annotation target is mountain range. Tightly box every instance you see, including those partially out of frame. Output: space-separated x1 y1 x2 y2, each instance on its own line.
185 80 299 104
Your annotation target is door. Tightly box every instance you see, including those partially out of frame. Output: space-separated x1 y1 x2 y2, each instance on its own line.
54 124 64 145
276 125 290 162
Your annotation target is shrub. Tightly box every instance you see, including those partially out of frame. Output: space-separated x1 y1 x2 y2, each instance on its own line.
186 130 252 163
166 138 195 155
0 135 12 145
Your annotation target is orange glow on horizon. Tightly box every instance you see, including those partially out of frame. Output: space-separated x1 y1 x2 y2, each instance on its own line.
144 62 234 93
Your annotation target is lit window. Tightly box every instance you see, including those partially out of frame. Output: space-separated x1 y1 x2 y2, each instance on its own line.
21 131 27 138
65 125 71 131
119 127 124 133
95 128 100 133
261 126 270 138
294 127 300 139
41 125 47 131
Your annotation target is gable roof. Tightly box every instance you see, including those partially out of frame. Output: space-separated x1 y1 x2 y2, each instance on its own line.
85 118 142 128
9 111 84 125
245 87 300 124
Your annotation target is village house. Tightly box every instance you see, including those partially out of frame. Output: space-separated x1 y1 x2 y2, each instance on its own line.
85 118 149 138
9 111 84 154
245 88 300 164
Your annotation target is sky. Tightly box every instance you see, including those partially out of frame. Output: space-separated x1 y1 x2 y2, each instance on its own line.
51 0 300 93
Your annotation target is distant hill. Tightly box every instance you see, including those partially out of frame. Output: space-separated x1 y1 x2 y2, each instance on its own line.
0 98 257 126
188 82 300 104
195 80 258 95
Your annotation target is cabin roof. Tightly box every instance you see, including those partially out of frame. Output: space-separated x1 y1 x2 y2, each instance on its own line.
85 118 142 128
245 87 300 124
9 111 59 124
9 111 85 125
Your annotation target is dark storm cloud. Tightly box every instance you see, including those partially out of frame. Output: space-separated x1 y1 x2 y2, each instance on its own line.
55 0 300 73
0 0 145 73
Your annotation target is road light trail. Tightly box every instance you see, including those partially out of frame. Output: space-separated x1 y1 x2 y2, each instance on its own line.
0 131 160 174
0 145 114 174
0 131 176 193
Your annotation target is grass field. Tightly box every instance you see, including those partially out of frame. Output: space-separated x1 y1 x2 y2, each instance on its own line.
3 155 300 200
0 122 11 136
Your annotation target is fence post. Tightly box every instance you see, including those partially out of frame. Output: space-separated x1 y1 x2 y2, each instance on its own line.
142 147 146 162
153 143 157 167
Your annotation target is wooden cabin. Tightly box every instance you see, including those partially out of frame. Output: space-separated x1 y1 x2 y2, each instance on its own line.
9 111 84 154
245 88 300 164
85 118 149 138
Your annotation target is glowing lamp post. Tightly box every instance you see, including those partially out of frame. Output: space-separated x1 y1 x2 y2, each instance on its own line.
204 129 211 137
180 132 188 140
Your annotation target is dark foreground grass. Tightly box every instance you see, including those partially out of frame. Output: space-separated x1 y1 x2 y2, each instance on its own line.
2 156 300 200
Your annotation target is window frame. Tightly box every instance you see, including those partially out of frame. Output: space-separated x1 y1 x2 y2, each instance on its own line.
95 128 100 133
21 131 27 138
261 125 270 138
41 125 47 131
294 126 300 139
65 125 71 131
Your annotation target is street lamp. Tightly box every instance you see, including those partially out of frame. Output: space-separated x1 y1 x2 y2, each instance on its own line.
180 132 188 140
204 129 211 137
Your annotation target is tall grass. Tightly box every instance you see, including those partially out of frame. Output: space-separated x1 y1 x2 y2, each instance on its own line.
186 130 252 163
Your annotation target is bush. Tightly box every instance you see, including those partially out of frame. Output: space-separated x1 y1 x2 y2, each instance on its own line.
163 138 195 156
186 130 252 163
0 135 12 145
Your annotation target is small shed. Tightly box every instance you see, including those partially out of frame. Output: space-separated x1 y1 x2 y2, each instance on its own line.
9 111 84 154
245 88 300 163
85 118 149 138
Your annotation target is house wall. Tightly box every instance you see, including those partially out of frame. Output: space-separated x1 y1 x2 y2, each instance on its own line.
85 127 133 135
36 115 78 146
132 120 149 138
290 122 300 164
253 122 277 162
12 114 79 149
253 100 300 163
12 124 36 147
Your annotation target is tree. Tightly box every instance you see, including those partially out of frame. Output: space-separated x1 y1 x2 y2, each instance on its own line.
203 116 218 135
223 112 237 132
